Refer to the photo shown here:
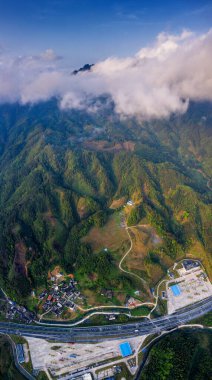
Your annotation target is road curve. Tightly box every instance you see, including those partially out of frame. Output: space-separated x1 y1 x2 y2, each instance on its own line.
119 226 148 286
0 297 211 343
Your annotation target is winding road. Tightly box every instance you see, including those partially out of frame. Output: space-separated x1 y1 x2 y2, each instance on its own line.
119 226 150 287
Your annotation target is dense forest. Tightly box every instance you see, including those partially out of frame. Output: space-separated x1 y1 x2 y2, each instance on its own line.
0 337 25 379
140 329 212 380
0 99 211 300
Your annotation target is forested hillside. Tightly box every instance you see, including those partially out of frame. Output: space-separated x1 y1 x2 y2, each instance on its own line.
140 329 212 380
0 99 211 300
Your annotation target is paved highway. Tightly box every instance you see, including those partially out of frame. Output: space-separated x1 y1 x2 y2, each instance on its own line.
0 297 211 343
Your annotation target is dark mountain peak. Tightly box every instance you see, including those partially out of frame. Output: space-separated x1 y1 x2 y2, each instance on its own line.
72 63 94 75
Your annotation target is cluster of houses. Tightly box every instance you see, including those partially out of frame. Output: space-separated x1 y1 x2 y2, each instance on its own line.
126 200 134 206
100 288 114 299
182 260 200 271
39 277 84 317
125 296 141 308
6 300 36 323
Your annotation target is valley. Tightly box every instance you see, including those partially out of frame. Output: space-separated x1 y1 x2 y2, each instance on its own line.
0 101 211 313
1 2 212 378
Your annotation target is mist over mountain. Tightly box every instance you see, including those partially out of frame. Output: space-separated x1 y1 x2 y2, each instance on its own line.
1 2 212 378
72 63 95 75
1 30 212 120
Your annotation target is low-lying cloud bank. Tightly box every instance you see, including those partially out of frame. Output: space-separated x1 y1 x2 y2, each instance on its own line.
0 30 212 119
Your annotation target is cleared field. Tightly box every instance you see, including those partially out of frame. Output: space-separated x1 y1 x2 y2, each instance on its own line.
126 225 161 263
82 213 129 253
109 197 126 209
124 225 166 284
83 221 165 294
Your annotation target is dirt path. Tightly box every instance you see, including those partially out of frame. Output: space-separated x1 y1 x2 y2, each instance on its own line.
77 300 154 313
119 225 148 286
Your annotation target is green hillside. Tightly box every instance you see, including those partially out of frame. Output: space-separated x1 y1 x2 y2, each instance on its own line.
0 100 211 302
140 329 212 380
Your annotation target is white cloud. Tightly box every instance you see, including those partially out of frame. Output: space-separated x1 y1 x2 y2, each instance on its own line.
40 48 62 61
0 29 212 119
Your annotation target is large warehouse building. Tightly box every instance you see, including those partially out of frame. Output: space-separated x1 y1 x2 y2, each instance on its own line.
119 342 133 357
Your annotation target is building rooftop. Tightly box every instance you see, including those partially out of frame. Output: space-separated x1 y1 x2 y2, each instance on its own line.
119 342 133 357
170 284 181 296
183 260 200 271
16 344 25 364
83 374 92 380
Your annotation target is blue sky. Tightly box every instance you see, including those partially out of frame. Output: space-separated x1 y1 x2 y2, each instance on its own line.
0 0 211 67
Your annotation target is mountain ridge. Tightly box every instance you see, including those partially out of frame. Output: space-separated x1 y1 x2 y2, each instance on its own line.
0 99 211 303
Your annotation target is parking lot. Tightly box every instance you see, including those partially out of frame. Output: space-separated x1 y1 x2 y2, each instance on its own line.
26 335 145 378
167 268 212 314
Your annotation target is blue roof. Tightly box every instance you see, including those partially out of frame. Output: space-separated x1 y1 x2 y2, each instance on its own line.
170 284 181 296
119 342 132 357
16 344 25 363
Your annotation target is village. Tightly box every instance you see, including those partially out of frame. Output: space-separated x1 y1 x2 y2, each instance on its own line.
38 274 84 318
1 270 85 323
6 300 36 323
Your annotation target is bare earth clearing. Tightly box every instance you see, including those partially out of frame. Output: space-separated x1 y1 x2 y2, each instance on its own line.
82 214 129 253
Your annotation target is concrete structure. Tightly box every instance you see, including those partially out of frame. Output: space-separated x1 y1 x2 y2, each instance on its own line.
83 374 92 380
